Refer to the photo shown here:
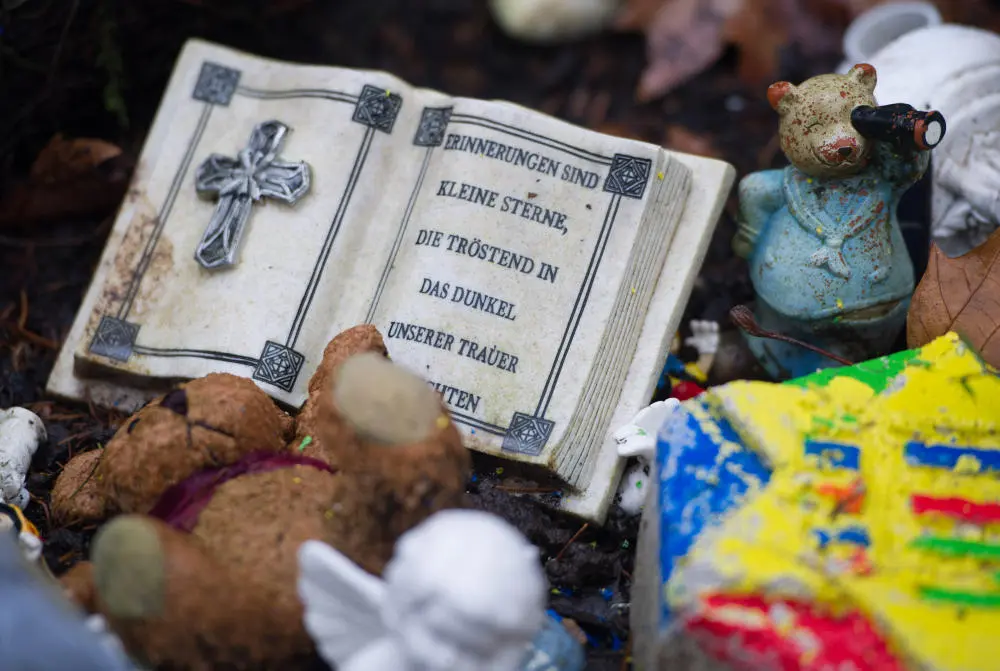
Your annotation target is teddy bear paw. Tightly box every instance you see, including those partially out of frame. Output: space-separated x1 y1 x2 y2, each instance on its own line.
92 516 167 620
333 352 446 446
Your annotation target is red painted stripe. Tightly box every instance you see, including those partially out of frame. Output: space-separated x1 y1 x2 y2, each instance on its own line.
683 594 904 671
911 495 1000 524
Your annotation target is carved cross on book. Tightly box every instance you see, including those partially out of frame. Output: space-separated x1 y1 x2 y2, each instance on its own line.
194 120 311 269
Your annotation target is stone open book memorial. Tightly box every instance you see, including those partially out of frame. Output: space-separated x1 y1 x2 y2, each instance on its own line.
47 39 734 522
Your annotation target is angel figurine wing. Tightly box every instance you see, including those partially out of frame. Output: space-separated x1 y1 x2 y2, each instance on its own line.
297 540 390 669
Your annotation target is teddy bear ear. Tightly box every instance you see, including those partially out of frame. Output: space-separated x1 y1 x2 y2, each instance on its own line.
766 81 797 112
848 63 877 92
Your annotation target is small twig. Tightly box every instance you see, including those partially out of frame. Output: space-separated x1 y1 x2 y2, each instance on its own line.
29 493 51 530
46 0 80 91
729 305 854 367
17 290 27 330
620 635 633 671
58 429 95 446
553 522 589 562
66 448 103 501
12 327 59 350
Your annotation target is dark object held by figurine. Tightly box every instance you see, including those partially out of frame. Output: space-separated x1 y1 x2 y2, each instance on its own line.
851 103 946 151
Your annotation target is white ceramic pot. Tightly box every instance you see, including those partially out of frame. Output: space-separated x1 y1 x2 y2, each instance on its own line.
864 23 1000 256
838 2 942 73
488 0 620 43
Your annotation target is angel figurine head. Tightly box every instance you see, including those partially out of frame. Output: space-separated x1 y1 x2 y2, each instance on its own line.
299 509 549 671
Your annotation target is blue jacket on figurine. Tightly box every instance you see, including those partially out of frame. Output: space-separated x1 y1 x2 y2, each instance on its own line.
740 142 925 321
0 534 136 671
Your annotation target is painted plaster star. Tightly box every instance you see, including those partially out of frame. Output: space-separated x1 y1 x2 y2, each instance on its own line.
298 509 547 671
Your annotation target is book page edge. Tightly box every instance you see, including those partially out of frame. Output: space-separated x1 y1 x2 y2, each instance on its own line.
556 152 735 523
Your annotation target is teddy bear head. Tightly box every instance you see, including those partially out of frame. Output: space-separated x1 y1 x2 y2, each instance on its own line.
95 374 294 515
768 63 878 179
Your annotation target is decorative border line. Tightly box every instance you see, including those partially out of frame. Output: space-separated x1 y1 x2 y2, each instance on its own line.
236 86 359 104
118 103 213 320
364 145 435 323
536 194 621 419
132 345 258 367
286 126 375 348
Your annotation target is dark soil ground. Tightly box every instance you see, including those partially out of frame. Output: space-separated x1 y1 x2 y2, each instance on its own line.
0 1 891 669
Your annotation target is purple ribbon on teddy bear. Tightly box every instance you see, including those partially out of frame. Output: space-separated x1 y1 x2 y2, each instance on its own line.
148 452 337 532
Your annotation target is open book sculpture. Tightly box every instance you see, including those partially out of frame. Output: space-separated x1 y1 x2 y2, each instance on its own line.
298 508 583 671
47 39 735 521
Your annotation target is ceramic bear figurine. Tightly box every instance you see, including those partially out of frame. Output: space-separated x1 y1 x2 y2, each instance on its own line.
733 63 939 379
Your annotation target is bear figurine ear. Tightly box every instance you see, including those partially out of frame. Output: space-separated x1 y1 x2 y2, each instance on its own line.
767 81 797 112
848 63 877 92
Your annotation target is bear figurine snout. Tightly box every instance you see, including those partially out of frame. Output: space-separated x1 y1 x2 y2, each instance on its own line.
819 136 860 164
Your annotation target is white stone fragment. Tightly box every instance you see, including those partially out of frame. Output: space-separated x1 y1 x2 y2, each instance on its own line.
0 408 46 508
616 459 650 516
489 0 620 43
613 399 681 516
613 398 680 462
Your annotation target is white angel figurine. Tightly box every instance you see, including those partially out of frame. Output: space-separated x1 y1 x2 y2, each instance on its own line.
298 508 550 671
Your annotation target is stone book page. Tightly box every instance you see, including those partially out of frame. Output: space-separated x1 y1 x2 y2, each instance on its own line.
366 93 689 480
70 40 445 403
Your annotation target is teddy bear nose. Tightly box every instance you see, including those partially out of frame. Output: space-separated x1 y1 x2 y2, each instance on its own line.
838 146 853 158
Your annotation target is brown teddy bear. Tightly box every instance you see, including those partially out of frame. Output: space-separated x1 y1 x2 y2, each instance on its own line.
50 324 471 670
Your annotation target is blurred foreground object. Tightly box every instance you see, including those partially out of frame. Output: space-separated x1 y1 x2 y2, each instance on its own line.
866 22 1000 256
298 509 584 671
488 0 620 42
733 64 939 379
0 534 135 670
632 331 1000 671
907 227 1000 368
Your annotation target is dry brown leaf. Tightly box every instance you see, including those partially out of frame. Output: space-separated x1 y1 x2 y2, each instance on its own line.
29 135 122 183
619 0 891 100
0 134 131 228
618 0 741 102
907 228 1000 368
664 124 720 158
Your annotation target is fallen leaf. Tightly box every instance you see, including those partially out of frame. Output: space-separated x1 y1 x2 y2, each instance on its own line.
0 134 131 228
617 0 890 100
29 135 122 183
617 0 740 102
907 228 1000 368
664 124 720 158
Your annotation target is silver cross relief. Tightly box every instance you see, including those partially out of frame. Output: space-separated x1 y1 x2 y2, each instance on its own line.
193 120 311 270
